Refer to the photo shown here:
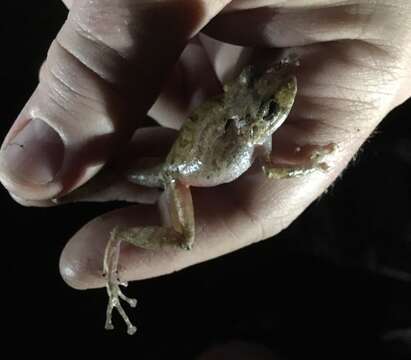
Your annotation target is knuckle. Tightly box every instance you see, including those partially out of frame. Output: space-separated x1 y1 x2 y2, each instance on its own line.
39 39 119 134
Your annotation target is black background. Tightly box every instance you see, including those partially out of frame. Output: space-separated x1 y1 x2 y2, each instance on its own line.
2 2 410 358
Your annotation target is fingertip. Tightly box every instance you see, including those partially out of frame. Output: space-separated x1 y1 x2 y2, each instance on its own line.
59 220 106 290
59 205 156 290
59 257 90 290
59 205 131 290
0 117 66 200
8 191 56 207
0 161 64 201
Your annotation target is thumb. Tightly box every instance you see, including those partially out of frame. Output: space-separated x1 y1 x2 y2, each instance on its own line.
0 0 231 200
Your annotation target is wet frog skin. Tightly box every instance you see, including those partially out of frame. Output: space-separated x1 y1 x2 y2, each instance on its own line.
102 56 335 335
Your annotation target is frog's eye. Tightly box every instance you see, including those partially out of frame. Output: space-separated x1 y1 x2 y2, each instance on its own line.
262 99 278 121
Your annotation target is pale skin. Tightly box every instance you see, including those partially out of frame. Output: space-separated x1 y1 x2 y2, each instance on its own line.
0 0 411 335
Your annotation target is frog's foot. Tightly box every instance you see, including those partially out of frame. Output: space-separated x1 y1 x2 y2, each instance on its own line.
105 273 138 335
103 227 137 335
263 143 336 179
102 225 187 334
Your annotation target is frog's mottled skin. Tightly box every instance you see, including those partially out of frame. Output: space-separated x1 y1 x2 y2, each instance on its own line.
102 57 333 335
133 65 296 188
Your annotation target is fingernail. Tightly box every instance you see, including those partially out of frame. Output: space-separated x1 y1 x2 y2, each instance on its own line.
0 118 64 185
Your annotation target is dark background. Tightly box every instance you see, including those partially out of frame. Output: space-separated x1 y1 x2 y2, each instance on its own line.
2 2 410 358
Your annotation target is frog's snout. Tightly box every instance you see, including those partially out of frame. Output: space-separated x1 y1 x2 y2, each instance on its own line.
275 76 297 110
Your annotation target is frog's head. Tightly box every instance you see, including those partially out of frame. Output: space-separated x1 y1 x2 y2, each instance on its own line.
250 74 296 145
226 61 297 146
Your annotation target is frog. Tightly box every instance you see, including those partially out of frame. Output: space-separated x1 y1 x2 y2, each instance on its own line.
101 56 335 335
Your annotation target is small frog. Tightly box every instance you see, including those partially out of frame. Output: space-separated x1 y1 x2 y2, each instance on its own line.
102 56 334 335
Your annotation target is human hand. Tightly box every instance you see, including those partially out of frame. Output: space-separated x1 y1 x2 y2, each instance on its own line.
0 0 410 289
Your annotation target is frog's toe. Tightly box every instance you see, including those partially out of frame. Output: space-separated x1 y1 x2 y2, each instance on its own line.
105 280 138 334
105 321 114 330
127 325 137 336
119 290 138 308
180 243 193 251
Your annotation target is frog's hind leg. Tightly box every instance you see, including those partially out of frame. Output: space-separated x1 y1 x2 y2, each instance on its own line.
103 179 195 334
103 225 183 334
160 179 195 250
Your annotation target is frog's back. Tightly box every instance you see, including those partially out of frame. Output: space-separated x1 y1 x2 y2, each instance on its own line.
165 98 222 163
164 98 253 187
163 60 297 186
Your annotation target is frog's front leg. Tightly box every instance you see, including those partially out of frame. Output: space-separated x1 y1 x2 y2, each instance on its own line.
261 141 336 179
103 178 194 334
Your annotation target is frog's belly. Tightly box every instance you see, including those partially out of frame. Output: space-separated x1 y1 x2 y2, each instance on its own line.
181 147 254 187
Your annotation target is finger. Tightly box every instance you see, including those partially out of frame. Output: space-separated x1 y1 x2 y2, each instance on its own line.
36 0 71 79
0 0 232 201
148 39 223 129
61 0 73 9
205 1 408 47
59 190 268 289
148 34 247 129
199 33 252 84
153 33 253 114
44 14 222 131
5 127 170 207
222 0 391 12
40 42 220 131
